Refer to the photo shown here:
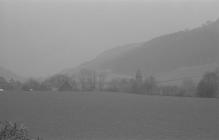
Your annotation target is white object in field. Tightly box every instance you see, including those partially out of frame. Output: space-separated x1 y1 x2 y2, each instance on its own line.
29 89 33 91
0 89 4 92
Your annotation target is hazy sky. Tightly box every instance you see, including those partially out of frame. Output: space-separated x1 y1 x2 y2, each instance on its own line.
0 0 218 78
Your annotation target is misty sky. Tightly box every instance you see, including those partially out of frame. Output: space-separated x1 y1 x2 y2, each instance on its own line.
0 0 218 78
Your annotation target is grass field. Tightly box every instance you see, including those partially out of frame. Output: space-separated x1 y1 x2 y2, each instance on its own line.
0 91 218 140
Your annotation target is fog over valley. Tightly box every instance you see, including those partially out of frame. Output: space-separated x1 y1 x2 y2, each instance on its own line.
0 1 219 140
0 0 218 78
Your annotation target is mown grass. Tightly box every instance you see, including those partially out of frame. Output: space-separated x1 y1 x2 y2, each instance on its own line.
0 91 218 140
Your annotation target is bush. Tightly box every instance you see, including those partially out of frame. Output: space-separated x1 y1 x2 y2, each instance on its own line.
0 121 42 140
197 70 219 98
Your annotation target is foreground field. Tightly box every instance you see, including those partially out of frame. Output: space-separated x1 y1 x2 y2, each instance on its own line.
0 91 218 140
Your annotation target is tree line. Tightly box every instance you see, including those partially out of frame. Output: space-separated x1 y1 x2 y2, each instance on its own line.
0 68 218 98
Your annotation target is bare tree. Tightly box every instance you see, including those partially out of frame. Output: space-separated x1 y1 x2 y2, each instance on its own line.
43 74 69 91
79 69 96 91
180 78 196 97
197 70 219 98
97 72 107 91
143 76 157 95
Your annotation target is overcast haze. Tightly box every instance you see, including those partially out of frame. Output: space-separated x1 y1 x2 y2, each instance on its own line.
0 0 218 78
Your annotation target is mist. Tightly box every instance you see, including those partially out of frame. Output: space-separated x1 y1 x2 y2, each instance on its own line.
0 0 218 78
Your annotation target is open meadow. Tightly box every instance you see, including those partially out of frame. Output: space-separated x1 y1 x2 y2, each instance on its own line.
0 91 218 140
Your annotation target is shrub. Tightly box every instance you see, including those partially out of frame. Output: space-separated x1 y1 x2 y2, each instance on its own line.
197 70 219 98
0 121 42 140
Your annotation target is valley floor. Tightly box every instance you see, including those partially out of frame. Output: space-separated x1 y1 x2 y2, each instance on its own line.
0 91 218 140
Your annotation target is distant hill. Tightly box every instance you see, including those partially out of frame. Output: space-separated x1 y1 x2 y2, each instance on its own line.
62 43 140 75
63 19 219 84
0 66 23 81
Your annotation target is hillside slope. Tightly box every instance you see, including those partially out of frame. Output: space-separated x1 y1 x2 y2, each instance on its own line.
64 19 219 81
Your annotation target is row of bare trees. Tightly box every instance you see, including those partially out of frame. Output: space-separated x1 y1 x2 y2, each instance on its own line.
0 68 218 97
0 77 22 91
18 69 107 92
104 68 218 98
